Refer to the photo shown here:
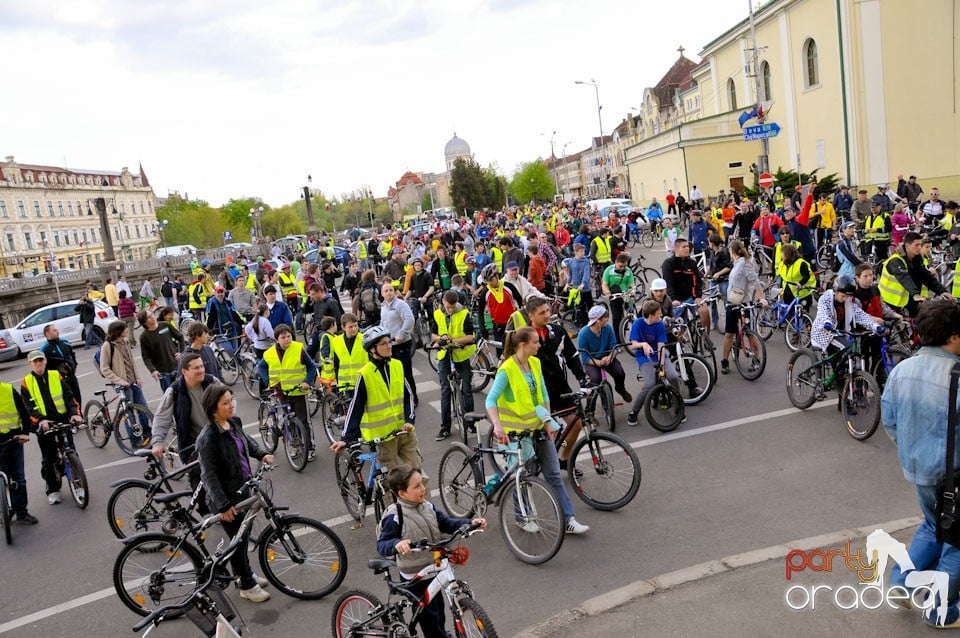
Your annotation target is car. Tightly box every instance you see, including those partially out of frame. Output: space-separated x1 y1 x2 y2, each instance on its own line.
222 242 253 252
0 300 116 361
302 246 351 269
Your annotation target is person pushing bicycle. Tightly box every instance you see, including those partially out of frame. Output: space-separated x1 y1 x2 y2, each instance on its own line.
0 380 39 524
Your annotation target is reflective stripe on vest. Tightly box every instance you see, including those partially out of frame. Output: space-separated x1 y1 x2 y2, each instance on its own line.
454 251 469 276
953 259 960 298
783 259 815 299
878 253 909 308
331 332 367 389
497 356 544 433
774 241 801 279
433 308 476 363
592 236 611 264
262 342 308 395
865 214 890 242
319 333 336 382
23 372 66 417
278 272 297 298
0 383 20 433
359 359 405 441
188 282 206 309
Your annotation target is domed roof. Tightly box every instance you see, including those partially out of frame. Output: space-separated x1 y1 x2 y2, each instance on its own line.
444 133 471 159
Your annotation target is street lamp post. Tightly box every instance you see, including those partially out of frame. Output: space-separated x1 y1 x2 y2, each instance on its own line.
302 175 317 232
249 206 264 248
152 219 169 254
559 141 571 200
575 78 606 196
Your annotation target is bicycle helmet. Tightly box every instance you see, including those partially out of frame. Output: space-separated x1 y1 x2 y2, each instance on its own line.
834 275 856 295
560 258 572 270
650 278 668 291
362 325 391 351
200 259 211 267
480 264 498 280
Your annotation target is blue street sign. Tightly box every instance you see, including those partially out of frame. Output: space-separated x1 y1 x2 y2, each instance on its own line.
223 231 232 241
743 122 781 141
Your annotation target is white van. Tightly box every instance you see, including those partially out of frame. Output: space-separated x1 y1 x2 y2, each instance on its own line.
156 244 198 258
585 198 634 212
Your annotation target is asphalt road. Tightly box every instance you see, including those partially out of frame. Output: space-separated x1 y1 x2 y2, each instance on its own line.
0 246 922 638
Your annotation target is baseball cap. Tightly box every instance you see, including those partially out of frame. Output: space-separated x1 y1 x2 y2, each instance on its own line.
215 285 225 292
586 305 608 326
281 262 290 270
650 278 668 291
506 261 519 270
840 221 855 230
878 183 888 189
28 350 46 362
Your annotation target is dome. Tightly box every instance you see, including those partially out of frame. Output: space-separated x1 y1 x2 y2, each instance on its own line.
444 133 471 159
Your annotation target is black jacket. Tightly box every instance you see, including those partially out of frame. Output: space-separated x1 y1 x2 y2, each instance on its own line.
535 322 586 407
73 298 96 324
197 416 267 515
39 338 77 378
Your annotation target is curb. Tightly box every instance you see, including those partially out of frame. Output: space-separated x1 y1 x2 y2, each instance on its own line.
514 516 923 638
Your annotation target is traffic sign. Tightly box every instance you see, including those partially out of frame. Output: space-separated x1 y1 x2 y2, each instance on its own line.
759 173 774 189
743 122 781 141
223 231 232 241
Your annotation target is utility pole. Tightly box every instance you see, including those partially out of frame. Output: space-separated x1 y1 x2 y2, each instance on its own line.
747 0 769 176
303 175 317 232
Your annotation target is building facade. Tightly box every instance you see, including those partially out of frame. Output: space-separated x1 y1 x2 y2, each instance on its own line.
0 157 160 278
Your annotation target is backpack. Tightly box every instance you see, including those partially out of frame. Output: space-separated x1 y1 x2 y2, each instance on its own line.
360 286 379 319
93 342 115 379
830 242 844 273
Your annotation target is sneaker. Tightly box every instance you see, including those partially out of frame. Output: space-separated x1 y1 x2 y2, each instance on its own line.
15 512 38 525
237 573 270 588
617 388 633 403
307 449 316 462
626 412 639 427
681 415 688 424
47 492 61 505
239 584 271 603
435 429 451 441
720 359 730 375
844 401 859 416
925 604 960 628
565 518 590 535
517 520 541 534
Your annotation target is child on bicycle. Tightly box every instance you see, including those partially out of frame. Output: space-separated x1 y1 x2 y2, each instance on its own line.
377 465 486 638
626 300 682 427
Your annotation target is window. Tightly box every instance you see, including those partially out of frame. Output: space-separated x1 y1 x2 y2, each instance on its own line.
39 231 46 247
0 202 6 218
17 201 26 218
82 230 88 245
113 228 120 241
804 38 819 87
761 61 772 101
77 201 83 216
58 201 64 217
5 233 13 252
33 201 41 217
24 232 32 249
67 202 73 216
90 229 97 244
124 225 130 240
54 231 61 247
140 201 145 214
21 307 55 329
72 231 79 245
64 231 70 245
135 225 141 238
120 201 125 214
727 78 737 111
47 202 55 217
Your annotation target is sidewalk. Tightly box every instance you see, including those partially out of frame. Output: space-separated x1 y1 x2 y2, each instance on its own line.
517 517 940 638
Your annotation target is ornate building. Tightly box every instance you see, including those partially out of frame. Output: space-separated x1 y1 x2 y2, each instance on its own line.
388 133 474 216
0 156 159 277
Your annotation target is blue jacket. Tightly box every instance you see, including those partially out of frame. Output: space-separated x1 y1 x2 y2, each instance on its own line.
568 256 591 289
573 232 592 251
786 220 817 262
833 192 854 213
578 324 618 366
882 348 960 486
835 237 860 278
687 220 715 251
267 301 294 330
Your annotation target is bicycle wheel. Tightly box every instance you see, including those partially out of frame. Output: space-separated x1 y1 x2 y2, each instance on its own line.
82 400 110 448
785 348 822 409
593 381 616 431
331 589 386 638
114 405 153 456
842 370 882 441
455 595 500 638
108 482 170 544
63 450 89 509
258 402 279 453
1 478 11 545
568 431 641 511
785 313 813 351
643 385 685 432
113 533 204 617
733 329 767 381
619 314 635 346
335 451 366 522
756 306 777 341
641 231 654 249
471 348 493 393
417 316 432 350
497 476 564 565
257 515 347 600
318 393 342 445
218 350 239 385
283 417 309 472
427 345 440 372
240 355 260 399
872 346 912 388
482 427 507 476
438 443 484 519
675 353 714 405
816 243 835 271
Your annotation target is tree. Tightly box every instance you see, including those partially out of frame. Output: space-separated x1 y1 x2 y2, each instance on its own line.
449 158 489 214
509 160 554 204
221 197 269 231
156 196 223 248
261 205 304 239
482 166 507 210
420 192 433 214
743 167 841 200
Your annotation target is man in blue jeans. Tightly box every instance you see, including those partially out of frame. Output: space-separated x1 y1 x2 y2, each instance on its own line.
882 299 960 628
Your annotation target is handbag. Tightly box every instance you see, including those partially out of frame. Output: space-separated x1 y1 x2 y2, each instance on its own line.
935 362 960 545
727 287 746 305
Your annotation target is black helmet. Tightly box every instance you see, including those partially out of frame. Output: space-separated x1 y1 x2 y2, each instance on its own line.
834 275 856 295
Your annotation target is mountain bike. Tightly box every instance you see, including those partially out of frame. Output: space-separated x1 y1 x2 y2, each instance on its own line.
428 342 477 444
872 320 915 388
115 464 348 619
437 427 564 564
334 430 409 525
755 285 815 351
575 348 618 431
658 321 715 405
42 422 89 508
427 336 496 394
257 390 311 472
629 254 662 297
0 440 19 545
678 295 719 375
83 384 154 456
729 301 767 381
641 347 686 432
317 384 353 445
331 523 497 638
785 329 882 440
612 287 641 346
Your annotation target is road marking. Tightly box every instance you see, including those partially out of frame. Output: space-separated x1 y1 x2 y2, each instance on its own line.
0 399 838 633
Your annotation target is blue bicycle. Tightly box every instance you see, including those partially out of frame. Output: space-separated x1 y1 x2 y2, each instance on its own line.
333 430 406 526
755 285 815 351
872 320 915 387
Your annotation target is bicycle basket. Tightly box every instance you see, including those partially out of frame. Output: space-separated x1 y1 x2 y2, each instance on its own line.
184 586 241 637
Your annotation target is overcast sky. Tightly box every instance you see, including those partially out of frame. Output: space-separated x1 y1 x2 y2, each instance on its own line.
0 0 755 206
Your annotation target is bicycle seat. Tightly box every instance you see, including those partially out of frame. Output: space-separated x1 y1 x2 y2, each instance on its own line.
93 390 107 397
154 490 193 505
368 559 396 574
134 449 154 458
463 412 487 424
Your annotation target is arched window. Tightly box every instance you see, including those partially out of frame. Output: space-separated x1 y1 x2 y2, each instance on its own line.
804 38 819 87
761 61 772 101
727 78 737 111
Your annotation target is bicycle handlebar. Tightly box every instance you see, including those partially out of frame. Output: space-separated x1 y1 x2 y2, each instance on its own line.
408 522 484 552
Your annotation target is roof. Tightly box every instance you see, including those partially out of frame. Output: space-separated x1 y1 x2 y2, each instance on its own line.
653 56 699 107
0 157 150 188
396 171 423 187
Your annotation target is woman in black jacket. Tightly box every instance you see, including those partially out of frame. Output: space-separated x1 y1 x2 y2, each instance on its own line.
197 385 274 602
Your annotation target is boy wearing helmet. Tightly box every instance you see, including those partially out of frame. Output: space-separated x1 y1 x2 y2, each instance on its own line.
810 275 883 354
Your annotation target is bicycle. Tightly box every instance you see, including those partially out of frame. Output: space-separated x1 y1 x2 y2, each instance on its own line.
629 254 662 295
334 430 408 526
575 348 619 431
115 464 349 619
678 295 719 375
638 346 686 432
0 440 19 545
437 427 564 564
331 522 497 638
611 287 641 346
729 301 767 381
755 285 815 351
427 342 476 445
83 384 154 456
209 334 248 386
785 329 883 440
427 336 497 395
41 421 89 508
257 389 312 472
317 383 353 445
872 320 915 388
660 319 715 405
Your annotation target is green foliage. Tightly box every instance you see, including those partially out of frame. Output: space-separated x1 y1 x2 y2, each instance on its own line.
509 160 555 204
743 167 841 200
221 198 269 230
157 197 221 247
261 205 304 239
483 168 507 210
450 158 491 213
420 193 434 214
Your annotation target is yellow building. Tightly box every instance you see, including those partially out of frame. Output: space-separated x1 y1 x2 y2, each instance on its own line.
626 0 960 202
0 157 159 278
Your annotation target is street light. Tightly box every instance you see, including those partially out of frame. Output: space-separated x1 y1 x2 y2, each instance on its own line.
576 78 606 196
249 206 264 245
302 175 317 232
559 141 572 200
540 130 559 197
151 219 169 252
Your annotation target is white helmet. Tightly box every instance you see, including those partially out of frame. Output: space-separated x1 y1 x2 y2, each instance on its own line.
650 278 668 291
362 325 391 351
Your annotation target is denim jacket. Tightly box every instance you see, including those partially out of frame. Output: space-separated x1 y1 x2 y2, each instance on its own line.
882 347 960 486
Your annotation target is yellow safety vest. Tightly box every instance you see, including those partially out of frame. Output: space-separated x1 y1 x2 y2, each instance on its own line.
358 359 405 441
262 341 308 396
358 242 367 259
330 333 367 390
433 308 476 363
0 383 21 434
188 282 206 310
278 272 297 299
774 241 801 279
878 253 910 308
190 260 201 275
318 333 337 384
864 214 890 242
497 356 545 434
782 259 816 299
953 259 960 298
454 251 469 276
507 309 529 332
591 235 611 264
244 273 258 294
296 278 307 302
490 247 503 271
23 371 66 417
